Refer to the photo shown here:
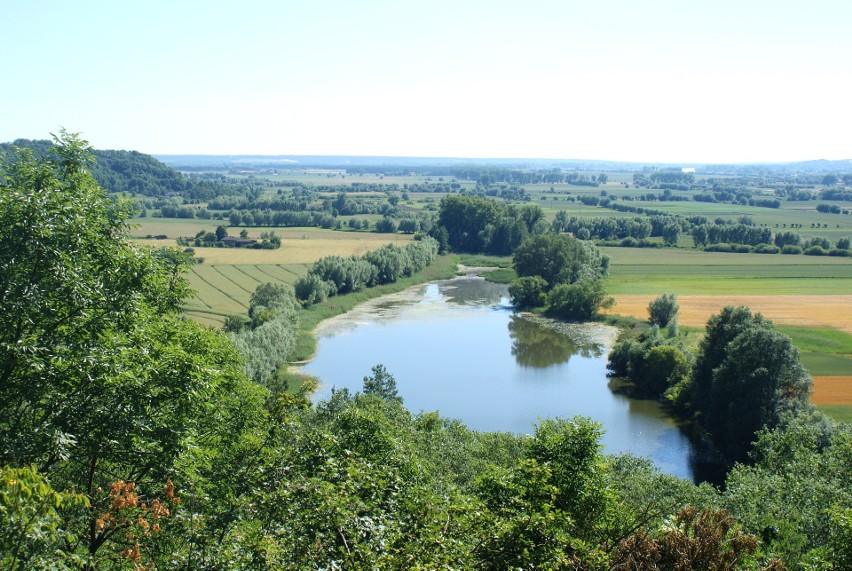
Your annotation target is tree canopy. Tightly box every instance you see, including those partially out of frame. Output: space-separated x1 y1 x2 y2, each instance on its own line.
0 132 268 566
513 233 610 288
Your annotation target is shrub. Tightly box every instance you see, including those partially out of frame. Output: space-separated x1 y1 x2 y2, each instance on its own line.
509 276 549 309
781 245 802 255
803 246 828 256
648 293 679 328
753 244 779 254
294 274 334 306
704 243 733 252
638 345 689 398
374 217 397 233
546 279 612 320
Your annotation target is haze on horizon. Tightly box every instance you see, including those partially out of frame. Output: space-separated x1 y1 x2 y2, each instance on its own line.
3 1 850 164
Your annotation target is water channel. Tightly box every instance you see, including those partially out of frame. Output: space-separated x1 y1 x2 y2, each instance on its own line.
301 276 697 480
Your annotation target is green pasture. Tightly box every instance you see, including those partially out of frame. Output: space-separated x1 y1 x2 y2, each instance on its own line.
777 327 852 356
814 405 852 423
799 353 852 377
602 247 852 295
780 327 852 385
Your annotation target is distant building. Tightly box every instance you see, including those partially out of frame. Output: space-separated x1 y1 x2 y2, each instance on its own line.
682 167 696 174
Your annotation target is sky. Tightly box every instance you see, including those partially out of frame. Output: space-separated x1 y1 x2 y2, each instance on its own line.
2 0 851 163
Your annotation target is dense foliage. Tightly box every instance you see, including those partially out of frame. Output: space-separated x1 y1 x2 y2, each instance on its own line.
609 304 815 463
0 137 248 200
509 233 613 320
1 136 849 569
437 194 545 254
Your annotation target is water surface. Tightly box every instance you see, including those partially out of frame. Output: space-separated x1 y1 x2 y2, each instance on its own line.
303 277 695 480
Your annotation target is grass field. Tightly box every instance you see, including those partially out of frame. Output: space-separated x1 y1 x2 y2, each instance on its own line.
139 227 415 325
593 246 852 417
603 247 852 295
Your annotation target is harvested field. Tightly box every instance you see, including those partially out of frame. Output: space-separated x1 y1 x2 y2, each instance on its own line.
184 235 412 264
607 295 852 334
811 376 852 405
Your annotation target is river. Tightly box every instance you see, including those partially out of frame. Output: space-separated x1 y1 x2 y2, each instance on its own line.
301 276 697 480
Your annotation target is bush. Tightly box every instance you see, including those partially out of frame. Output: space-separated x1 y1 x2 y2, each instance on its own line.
753 244 779 254
509 276 549 309
546 279 612 320
648 293 679 327
803 246 828 256
374 217 397 233
704 243 733 252
294 274 334 306
828 248 850 257
781 245 802 255
638 345 689 398
734 244 753 253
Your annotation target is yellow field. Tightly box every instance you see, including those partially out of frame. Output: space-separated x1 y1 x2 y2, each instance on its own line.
812 376 852 405
136 228 413 264
608 294 852 334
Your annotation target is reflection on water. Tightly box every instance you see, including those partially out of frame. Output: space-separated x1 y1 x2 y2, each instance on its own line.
440 278 508 306
509 315 580 368
302 276 698 481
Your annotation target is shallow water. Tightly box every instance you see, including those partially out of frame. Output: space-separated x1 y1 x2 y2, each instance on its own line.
302 277 696 480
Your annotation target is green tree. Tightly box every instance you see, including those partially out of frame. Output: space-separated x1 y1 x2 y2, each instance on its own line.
437 194 502 252
684 306 812 462
546 279 613 320
362 364 400 402
248 282 298 328
508 276 548 309
0 132 268 565
708 327 813 461
639 345 689 398
662 222 681 245
687 306 771 413
374 216 397 233
473 418 612 568
723 412 851 567
0 465 88 570
648 292 679 327
513 233 609 288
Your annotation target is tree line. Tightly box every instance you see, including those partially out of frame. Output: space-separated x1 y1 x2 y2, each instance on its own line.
294 237 439 306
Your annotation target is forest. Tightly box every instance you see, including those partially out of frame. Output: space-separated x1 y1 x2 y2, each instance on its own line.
1 134 850 569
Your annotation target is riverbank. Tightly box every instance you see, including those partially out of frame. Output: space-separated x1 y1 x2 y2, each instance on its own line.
289 254 462 363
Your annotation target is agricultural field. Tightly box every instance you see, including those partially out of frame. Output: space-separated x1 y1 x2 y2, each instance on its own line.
599 246 852 419
134 224 414 326
131 169 852 420
523 184 852 241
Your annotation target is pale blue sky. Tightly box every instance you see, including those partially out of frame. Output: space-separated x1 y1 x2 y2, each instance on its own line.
3 0 850 162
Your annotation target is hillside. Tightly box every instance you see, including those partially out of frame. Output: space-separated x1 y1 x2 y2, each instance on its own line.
0 138 243 200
